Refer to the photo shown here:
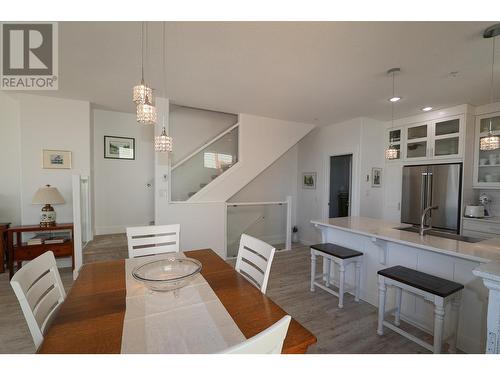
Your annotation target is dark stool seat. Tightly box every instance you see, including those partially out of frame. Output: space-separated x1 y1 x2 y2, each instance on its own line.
311 243 363 259
378 265 464 298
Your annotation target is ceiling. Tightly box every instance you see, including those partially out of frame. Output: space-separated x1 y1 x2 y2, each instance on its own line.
25 21 499 125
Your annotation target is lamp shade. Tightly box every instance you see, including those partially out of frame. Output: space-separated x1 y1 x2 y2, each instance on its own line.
32 185 65 205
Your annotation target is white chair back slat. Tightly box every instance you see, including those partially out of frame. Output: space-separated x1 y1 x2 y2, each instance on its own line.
33 286 62 332
10 251 66 350
221 315 291 354
26 271 56 310
126 224 180 258
235 234 276 294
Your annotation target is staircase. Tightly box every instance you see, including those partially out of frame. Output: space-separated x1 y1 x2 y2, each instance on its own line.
171 124 239 201
156 112 315 259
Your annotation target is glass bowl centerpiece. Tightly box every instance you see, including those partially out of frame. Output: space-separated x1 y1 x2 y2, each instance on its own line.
132 257 202 292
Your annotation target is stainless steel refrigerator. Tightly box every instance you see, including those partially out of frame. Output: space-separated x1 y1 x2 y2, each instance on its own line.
401 163 462 233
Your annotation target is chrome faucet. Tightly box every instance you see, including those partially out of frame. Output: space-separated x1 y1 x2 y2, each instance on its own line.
420 205 439 236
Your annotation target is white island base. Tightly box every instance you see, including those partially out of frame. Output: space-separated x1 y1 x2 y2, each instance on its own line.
310 217 500 353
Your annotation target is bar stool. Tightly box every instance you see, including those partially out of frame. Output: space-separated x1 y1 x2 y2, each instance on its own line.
377 265 464 354
310 243 363 308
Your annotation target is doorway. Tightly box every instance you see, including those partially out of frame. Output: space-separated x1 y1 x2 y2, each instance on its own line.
329 154 353 218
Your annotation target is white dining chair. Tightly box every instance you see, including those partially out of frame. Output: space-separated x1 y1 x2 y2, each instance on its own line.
10 251 66 350
220 315 291 354
126 224 180 258
235 233 276 294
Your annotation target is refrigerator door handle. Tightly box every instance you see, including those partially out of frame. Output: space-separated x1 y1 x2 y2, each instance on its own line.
427 172 433 207
420 172 427 214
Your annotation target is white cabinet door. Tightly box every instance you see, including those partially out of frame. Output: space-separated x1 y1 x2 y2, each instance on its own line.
385 127 403 161
404 122 430 160
474 112 500 188
432 116 463 159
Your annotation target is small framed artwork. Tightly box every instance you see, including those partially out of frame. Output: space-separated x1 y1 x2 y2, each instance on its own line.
302 172 317 189
104 136 135 160
372 167 382 187
42 150 72 169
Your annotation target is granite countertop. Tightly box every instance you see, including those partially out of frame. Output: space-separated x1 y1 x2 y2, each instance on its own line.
311 216 500 264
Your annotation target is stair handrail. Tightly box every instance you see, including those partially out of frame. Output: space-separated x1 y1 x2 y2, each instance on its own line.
228 201 286 207
171 122 239 171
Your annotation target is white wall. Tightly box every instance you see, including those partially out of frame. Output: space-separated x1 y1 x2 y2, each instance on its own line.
296 118 363 245
0 93 21 224
17 94 91 225
170 105 238 164
158 202 227 259
93 109 154 234
359 118 386 218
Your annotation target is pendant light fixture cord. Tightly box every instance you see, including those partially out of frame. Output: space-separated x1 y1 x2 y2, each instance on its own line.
140 22 145 82
162 21 167 127
489 35 496 132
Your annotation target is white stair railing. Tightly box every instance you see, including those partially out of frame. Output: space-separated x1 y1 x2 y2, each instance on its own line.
226 196 292 258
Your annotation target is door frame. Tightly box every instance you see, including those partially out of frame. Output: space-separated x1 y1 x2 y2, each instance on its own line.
322 151 359 221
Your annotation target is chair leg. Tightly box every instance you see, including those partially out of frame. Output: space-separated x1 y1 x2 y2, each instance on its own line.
394 287 402 326
325 258 331 287
355 261 361 302
338 263 345 308
433 297 445 354
449 293 461 354
377 276 387 335
310 250 316 292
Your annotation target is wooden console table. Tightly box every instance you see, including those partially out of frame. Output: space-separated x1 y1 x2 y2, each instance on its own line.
7 223 74 279
0 223 10 273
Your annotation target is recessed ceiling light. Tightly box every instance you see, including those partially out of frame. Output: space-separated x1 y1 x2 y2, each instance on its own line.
389 97 401 103
422 107 433 112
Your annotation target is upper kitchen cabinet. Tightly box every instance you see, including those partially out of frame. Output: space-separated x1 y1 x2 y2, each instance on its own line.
405 122 429 160
402 115 464 161
385 127 403 160
474 112 500 188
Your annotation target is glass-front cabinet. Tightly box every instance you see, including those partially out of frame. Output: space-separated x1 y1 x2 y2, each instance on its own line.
394 115 463 162
433 117 461 158
386 128 402 160
474 112 500 188
405 123 429 159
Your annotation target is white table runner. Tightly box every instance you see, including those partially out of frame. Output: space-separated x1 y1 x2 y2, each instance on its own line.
121 252 246 354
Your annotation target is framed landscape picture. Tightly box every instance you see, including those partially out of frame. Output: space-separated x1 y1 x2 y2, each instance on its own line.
42 150 72 169
372 167 382 187
302 172 317 189
104 136 135 160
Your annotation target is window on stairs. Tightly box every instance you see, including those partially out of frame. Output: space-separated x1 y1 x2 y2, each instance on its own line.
204 152 233 169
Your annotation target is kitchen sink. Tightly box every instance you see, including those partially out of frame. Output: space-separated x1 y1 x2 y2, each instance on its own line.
394 226 484 243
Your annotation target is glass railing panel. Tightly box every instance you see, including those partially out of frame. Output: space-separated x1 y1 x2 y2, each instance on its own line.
226 203 287 258
171 126 238 201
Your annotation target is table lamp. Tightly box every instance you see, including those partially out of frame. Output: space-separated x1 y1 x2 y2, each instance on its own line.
32 184 65 227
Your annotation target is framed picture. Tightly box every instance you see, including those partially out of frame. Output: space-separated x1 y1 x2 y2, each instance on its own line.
302 172 317 189
42 150 72 169
372 167 382 187
104 136 135 160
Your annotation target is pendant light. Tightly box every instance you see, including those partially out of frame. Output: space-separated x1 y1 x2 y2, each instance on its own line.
480 24 500 151
133 22 153 105
135 22 157 125
154 22 173 152
385 68 400 160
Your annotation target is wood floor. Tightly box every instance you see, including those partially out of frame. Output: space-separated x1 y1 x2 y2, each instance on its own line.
0 234 428 354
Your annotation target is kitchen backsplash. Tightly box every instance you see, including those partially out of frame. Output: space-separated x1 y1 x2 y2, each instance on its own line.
476 190 500 217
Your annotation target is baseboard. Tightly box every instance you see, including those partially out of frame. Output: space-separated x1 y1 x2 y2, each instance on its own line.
299 239 315 246
94 225 126 235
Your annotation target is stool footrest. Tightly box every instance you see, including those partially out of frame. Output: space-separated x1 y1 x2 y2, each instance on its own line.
382 321 433 352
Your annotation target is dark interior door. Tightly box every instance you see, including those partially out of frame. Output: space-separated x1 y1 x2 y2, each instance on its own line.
329 154 352 218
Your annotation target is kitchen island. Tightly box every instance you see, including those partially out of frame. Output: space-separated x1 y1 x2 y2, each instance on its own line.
310 216 500 353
